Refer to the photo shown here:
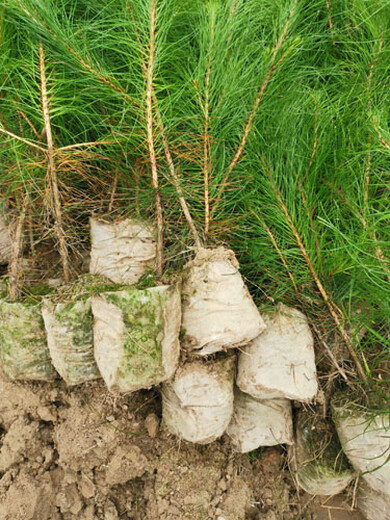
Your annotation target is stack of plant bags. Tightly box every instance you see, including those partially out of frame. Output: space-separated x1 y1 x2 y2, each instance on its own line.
0 301 55 381
331 391 390 496
42 298 100 386
227 388 293 453
89 218 156 284
290 410 355 496
0 215 12 265
181 248 266 355
237 304 318 401
92 284 181 392
162 355 235 444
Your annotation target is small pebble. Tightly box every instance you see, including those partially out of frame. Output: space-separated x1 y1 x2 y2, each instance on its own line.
37 405 56 422
145 413 160 438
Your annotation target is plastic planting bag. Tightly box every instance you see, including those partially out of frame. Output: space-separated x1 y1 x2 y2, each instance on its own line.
89 218 156 284
42 298 100 386
0 216 12 265
237 304 318 401
181 248 266 355
291 411 354 496
92 284 181 392
0 301 55 381
162 355 235 444
357 481 390 520
332 391 390 496
227 388 293 453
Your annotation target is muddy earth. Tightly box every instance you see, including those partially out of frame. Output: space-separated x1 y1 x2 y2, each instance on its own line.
0 371 365 519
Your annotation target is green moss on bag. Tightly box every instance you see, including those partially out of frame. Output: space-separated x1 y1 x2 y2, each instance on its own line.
92 284 181 392
42 298 100 386
0 301 55 381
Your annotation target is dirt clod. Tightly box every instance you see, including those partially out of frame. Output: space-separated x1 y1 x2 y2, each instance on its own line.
145 413 159 438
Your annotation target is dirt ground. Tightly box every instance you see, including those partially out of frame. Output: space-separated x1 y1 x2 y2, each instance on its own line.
0 371 366 520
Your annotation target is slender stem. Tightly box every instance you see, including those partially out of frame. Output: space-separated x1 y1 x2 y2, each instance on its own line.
203 45 213 238
378 133 390 152
68 49 136 105
19 2 138 108
194 76 212 240
146 0 164 277
17 109 40 138
254 212 298 293
230 1 238 16
58 140 116 151
201 12 215 239
155 107 202 249
210 0 298 220
262 159 367 381
39 42 70 282
254 210 350 383
0 125 47 152
108 170 119 213
325 0 336 47
130 1 201 249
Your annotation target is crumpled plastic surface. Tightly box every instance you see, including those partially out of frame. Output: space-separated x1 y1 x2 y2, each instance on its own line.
181 248 266 356
332 392 390 496
162 355 235 444
89 218 156 284
227 388 293 453
237 304 318 401
42 298 100 386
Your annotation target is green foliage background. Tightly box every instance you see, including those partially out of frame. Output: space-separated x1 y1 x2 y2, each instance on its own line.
0 0 389 382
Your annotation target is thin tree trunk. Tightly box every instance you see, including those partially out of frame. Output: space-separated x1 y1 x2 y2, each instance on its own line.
39 42 70 283
146 1 164 277
211 0 298 220
262 159 367 381
128 1 201 249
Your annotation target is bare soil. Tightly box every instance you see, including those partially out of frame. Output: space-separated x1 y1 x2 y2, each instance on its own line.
0 371 365 520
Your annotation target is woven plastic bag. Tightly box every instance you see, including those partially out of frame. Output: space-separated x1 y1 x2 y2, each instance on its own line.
290 410 354 496
42 298 100 386
227 388 293 453
89 218 156 284
181 248 266 356
332 391 390 496
0 301 55 381
237 304 318 401
162 355 235 444
92 284 181 392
